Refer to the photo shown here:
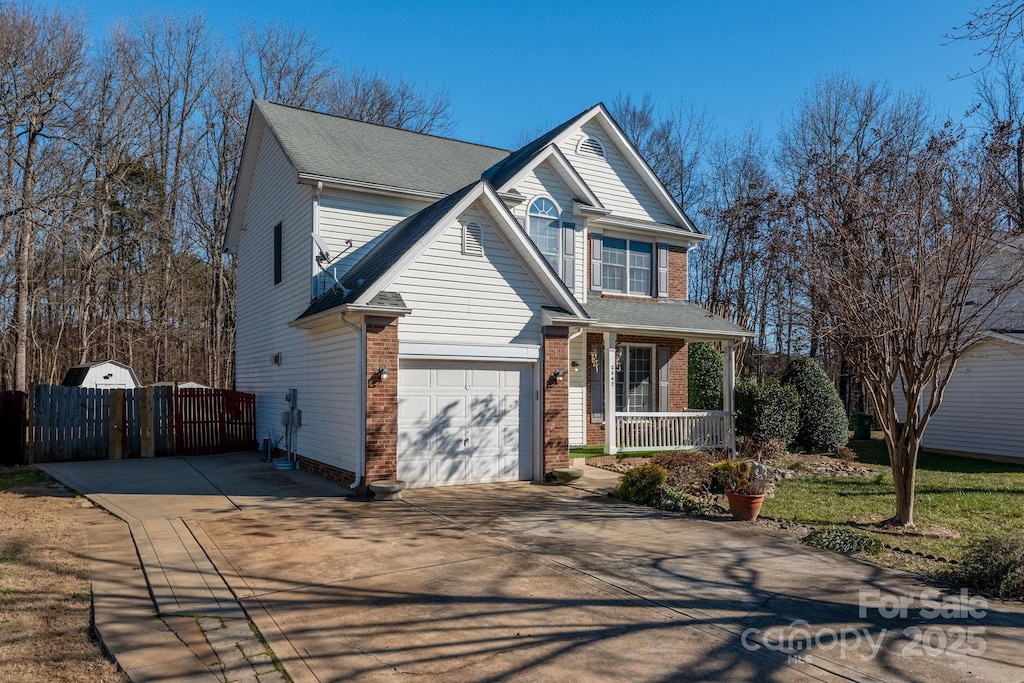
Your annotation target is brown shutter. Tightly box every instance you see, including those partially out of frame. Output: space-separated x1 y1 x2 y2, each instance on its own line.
590 345 604 422
590 233 603 291
657 243 669 297
562 221 576 289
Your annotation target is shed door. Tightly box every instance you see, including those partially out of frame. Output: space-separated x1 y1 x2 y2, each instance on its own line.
397 360 534 488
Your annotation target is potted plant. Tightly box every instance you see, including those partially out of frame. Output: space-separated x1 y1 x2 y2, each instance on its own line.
711 460 771 522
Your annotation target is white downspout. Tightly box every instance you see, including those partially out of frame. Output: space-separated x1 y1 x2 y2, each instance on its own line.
341 313 365 489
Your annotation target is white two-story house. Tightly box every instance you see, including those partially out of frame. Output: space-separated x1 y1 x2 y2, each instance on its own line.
226 101 752 489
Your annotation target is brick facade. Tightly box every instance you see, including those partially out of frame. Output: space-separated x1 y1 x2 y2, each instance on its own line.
667 244 688 299
364 318 399 483
296 455 357 488
542 328 570 473
584 332 688 445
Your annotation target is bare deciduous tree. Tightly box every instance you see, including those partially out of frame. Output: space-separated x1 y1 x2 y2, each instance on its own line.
788 76 1024 526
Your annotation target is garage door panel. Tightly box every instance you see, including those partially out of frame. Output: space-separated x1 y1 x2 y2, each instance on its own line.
398 360 534 488
398 395 432 422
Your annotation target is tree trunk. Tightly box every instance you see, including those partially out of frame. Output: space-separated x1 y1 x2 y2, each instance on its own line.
890 435 919 526
13 126 39 392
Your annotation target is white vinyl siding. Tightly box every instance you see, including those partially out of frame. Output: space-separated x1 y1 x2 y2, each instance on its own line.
297 319 360 473
235 132 360 471
894 339 1024 459
509 162 580 294
560 121 672 224
391 208 551 345
569 332 586 446
315 191 427 296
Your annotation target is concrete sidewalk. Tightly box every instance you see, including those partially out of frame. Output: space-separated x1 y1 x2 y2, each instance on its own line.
44 455 1024 682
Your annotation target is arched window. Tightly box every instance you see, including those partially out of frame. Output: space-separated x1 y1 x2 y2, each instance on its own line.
528 197 560 272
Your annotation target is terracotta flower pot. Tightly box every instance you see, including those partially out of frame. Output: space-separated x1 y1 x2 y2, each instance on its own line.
726 491 766 522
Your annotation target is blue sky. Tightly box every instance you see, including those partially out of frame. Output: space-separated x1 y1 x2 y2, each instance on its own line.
58 0 987 149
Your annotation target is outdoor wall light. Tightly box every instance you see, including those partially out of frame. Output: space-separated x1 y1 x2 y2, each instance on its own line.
553 370 565 383
377 366 389 381
570 361 580 372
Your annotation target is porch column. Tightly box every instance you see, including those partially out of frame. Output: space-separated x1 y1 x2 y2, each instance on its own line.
723 340 736 455
604 332 617 455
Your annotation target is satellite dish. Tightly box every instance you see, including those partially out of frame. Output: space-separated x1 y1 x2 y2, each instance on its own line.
311 232 331 261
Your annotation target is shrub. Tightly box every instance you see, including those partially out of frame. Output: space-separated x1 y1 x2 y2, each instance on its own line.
780 358 849 452
709 459 771 495
615 463 668 505
650 450 713 491
655 487 719 516
688 342 723 410
835 446 857 462
734 380 799 446
955 532 1024 600
802 527 882 555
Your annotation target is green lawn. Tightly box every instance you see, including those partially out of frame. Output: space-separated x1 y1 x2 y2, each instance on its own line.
570 446 657 459
763 440 1024 566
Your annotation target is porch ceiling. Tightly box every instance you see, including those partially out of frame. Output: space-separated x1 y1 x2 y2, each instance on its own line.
580 297 753 341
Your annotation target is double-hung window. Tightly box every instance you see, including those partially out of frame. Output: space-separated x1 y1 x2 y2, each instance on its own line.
602 238 652 295
528 197 560 274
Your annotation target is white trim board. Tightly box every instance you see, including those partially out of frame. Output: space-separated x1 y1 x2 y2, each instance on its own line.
399 341 540 362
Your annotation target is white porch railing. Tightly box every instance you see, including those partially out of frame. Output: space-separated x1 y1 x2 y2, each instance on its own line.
614 411 733 452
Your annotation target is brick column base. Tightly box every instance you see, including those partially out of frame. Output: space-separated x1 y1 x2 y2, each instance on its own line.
365 318 398 485
542 327 570 474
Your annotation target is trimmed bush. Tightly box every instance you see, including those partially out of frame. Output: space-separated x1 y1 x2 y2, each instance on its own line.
655 487 719 516
802 527 882 555
615 463 668 505
650 451 713 491
955 532 1024 600
781 358 849 452
688 342 723 410
734 380 799 446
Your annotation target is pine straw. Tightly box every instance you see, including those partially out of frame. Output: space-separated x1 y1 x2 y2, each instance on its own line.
0 470 125 682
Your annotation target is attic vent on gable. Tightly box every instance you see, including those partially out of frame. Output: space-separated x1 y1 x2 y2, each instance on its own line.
462 222 483 256
576 135 606 158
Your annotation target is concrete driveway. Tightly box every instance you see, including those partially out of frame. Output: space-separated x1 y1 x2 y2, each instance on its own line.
45 454 1024 682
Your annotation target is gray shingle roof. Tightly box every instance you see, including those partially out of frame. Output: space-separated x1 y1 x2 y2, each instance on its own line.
583 297 753 338
256 101 509 195
481 106 592 189
297 183 477 319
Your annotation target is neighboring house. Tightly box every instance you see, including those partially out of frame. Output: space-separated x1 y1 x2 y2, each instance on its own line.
226 101 753 489
61 360 140 390
895 240 1024 460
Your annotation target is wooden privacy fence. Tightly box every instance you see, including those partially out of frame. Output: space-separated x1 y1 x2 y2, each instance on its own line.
2 385 256 464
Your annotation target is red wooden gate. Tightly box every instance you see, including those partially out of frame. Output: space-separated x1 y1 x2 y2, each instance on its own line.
173 388 256 456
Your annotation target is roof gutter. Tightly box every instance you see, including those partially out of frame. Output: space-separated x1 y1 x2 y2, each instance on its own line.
583 320 754 341
590 214 710 243
289 304 412 329
297 173 446 202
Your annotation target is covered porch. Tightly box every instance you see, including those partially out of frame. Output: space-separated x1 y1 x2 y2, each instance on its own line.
568 297 753 456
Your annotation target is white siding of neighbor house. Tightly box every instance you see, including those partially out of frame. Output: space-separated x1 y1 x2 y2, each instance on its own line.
559 121 672 225
894 339 1024 459
390 206 552 346
569 332 586 446
234 131 361 471
509 161 585 295
316 191 428 290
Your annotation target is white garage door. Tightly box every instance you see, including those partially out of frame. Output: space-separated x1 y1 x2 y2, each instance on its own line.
398 360 534 488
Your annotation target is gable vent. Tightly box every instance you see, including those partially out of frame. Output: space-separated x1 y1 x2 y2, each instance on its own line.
462 222 483 256
577 136 606 158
